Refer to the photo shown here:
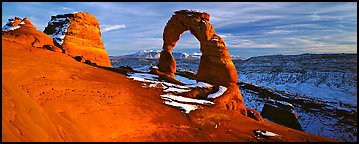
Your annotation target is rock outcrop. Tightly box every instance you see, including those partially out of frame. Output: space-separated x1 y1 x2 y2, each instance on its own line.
261 99 303 131
2 17 36 32
2 17 62 52
44 12 112 67
157 10 254 117
158 10 238 86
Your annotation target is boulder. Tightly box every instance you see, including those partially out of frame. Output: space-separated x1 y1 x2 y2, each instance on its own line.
84 59 92 65
73 56 83 62
44 12 112 67
261 99 303 131
119 65 134 71
246 108 263 121
157 10 238 86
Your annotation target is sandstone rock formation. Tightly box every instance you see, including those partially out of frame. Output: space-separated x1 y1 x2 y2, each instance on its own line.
44 12 112 67
157 10 253 117
158 10 238 86
2 17 36 32
2 17 62 52
261 99 303 131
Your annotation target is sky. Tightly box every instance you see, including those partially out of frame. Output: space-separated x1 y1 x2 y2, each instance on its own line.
2 2 357 58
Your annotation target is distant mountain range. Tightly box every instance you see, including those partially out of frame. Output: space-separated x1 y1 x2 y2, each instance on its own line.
110 49 245 60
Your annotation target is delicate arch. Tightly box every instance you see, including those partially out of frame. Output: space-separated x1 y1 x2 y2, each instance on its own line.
158 10 238 86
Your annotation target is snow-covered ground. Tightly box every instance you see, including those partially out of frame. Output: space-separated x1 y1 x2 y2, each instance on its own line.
238 72 357 105
127 72 227 114
236 53 357 106
111 52 357 142
241 88 357 142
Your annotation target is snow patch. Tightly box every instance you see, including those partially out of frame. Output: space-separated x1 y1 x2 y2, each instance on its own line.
142 83 166 89
47 17 71 45
212 35 219 42
130 72 158 80
2 18 23 32
185 82 213 88
161 94 215 105
2 25 20 32
174 75 197 85
71 11 81 14
163 87 191 93
127 72 230 114
163 100 199 114
254 130 279 137
208 86 228 99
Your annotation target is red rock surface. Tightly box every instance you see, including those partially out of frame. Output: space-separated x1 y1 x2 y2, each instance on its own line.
44 12 112 67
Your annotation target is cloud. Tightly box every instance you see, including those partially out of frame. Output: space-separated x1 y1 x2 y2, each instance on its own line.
101 24 126 33
283 37 357 53
264 30 298 35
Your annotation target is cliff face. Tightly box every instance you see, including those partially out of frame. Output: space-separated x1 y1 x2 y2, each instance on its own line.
44 12 112 67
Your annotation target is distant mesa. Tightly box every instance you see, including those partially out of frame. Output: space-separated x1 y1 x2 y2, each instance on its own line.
44 12 112 67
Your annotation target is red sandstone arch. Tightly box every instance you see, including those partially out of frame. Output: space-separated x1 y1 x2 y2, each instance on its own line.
157 10 238 87
156 10 262 118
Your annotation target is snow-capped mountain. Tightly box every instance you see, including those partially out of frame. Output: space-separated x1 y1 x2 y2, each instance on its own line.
111 50 190 59
110 49 246 60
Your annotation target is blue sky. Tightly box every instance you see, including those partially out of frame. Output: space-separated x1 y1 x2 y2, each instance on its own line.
2 2 357 58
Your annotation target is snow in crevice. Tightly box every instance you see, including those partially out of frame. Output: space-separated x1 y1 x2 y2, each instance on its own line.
47 17 71 45
163 100 199 114
163 87 191 93
2 18 23 32
160 94 215 105
254 130 279 137
208 86 228 99
71 11 81 14
2 25 20 32
127 72 227 114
